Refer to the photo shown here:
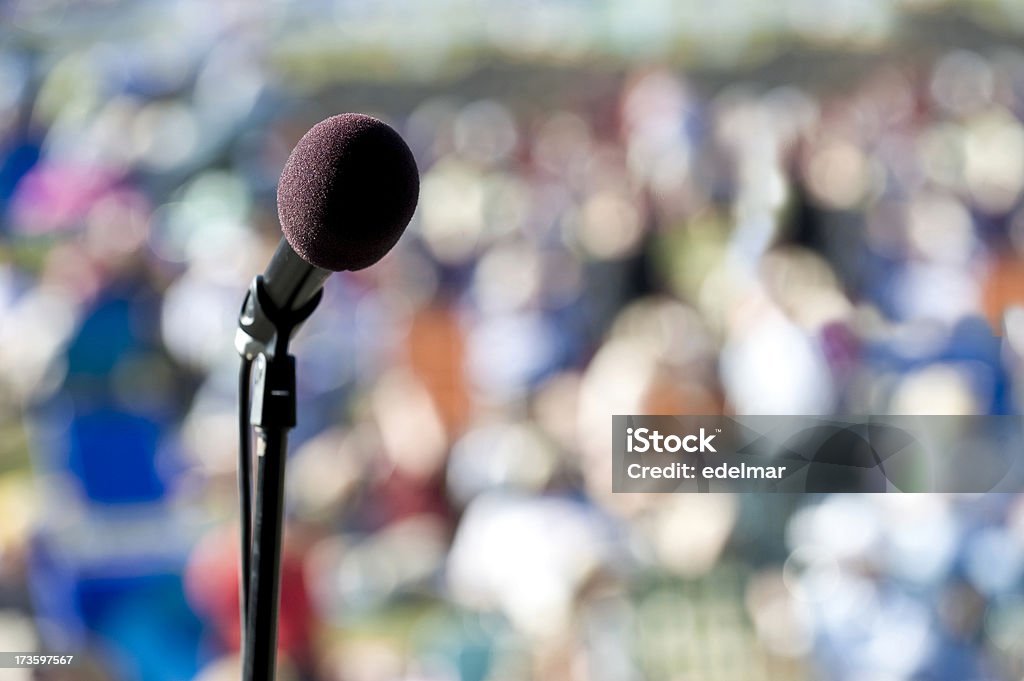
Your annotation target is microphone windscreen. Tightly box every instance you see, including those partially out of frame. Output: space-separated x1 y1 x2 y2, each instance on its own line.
277 113 420 271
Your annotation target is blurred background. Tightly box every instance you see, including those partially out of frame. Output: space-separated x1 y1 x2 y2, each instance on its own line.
3 0 1024 679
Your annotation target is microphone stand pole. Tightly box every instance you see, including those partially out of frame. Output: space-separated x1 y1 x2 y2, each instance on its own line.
236 277 322 681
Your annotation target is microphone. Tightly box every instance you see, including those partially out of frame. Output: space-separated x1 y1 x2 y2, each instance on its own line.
236 113 420 356
234 115 417 679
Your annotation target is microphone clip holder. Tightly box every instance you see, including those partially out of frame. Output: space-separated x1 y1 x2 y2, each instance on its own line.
236 275 323 361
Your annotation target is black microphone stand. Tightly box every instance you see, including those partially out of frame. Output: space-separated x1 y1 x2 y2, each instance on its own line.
236 276 322 681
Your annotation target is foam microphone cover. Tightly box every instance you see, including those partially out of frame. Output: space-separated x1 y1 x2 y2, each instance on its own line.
277 113 420 271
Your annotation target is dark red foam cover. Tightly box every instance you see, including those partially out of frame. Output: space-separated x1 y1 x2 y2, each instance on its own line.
277 113 419 271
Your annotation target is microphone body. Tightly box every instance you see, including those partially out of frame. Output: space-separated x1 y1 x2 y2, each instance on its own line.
262 239 332 313
235 240 331 358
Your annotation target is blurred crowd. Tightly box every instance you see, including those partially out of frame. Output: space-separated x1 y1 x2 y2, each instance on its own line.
3 1 1024 680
